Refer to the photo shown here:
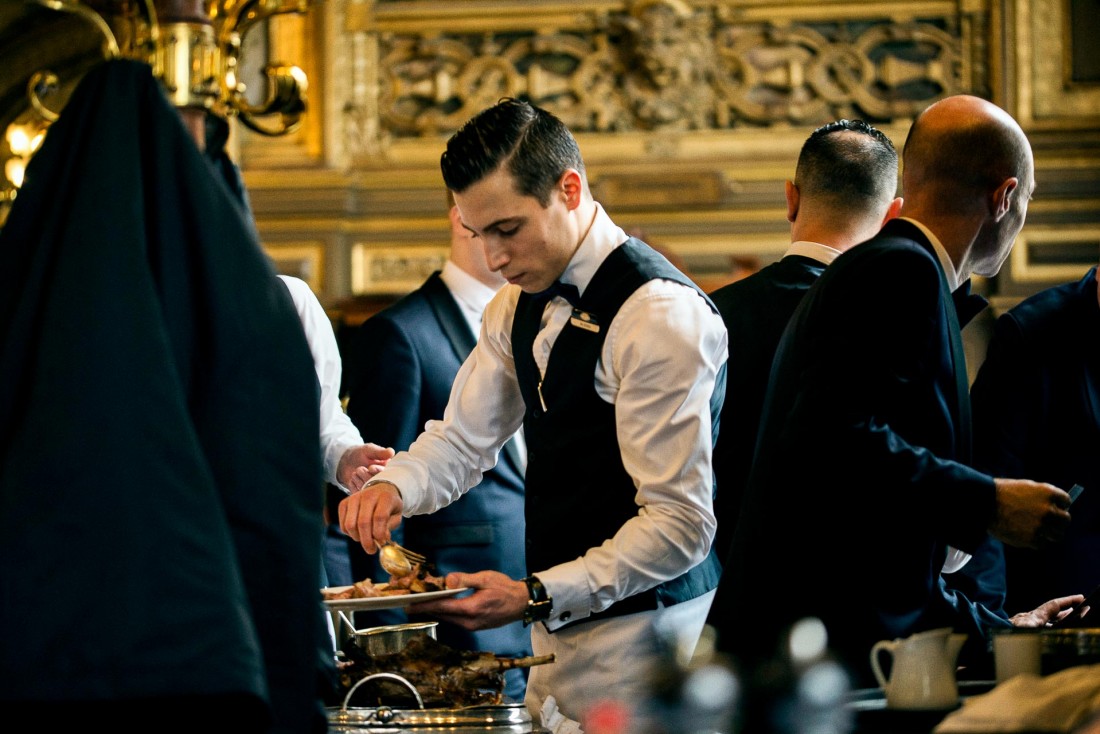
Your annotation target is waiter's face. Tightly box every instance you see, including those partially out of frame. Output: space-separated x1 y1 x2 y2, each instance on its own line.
454 167 578 294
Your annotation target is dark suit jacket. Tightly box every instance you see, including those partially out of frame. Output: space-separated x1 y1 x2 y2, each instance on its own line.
971 266 1100 613
343 272 531 696
0 60 326 730
708 254 827 571
711 219 1006 686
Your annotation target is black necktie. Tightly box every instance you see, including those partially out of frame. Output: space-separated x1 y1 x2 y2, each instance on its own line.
532 280 581 308
951 279 989 328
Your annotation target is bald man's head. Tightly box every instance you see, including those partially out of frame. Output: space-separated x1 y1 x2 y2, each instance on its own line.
900 95 1035 278
902 95 1033 207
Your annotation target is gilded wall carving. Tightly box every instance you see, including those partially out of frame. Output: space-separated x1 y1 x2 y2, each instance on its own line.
340 0 979 159
232 0 1098 308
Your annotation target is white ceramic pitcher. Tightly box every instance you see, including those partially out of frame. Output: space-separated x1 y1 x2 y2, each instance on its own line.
869 627 968 710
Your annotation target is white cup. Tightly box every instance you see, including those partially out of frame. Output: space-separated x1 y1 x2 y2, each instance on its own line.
992 629 1042 683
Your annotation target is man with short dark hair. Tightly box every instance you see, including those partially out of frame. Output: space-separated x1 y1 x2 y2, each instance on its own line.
708 119 903 567
339 98 728 726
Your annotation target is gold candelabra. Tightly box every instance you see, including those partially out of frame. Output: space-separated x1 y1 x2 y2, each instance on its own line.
28 0 312 134
0 0 313 225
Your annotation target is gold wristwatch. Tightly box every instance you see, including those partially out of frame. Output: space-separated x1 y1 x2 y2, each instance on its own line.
522 575 552 626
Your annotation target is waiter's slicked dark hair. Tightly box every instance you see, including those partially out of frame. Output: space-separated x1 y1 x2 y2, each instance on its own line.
441 98 585 207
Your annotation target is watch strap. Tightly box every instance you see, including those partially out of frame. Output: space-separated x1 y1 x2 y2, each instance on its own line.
522 575 552 626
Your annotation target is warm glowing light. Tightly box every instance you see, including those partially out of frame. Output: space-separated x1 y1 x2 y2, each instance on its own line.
6 125 31 156
3 123 48 190
5 158 25 188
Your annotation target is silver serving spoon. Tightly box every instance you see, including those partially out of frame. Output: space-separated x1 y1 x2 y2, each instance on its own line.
378 542 427 578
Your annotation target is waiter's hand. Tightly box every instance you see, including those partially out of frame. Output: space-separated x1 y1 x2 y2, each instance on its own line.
339 479 403 554
407 570 528 631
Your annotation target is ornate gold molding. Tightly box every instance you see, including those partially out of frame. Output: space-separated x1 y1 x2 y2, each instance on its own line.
338 0 979 164
235 0 1100 304
1014 0 1100 128
350 242 448 294
264 240 327 292
1008 226 1100 284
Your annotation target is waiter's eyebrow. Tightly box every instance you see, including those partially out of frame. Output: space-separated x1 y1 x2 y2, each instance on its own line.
462 217 522 235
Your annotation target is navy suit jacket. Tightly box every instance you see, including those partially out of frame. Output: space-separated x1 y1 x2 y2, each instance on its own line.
344 272 531 695
711 219 1007 685
971 266 1100 613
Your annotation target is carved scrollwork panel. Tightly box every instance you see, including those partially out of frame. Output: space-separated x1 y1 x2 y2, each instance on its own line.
340 0 977 156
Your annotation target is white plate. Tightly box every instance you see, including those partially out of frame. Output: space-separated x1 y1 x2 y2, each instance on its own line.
321 587 468 612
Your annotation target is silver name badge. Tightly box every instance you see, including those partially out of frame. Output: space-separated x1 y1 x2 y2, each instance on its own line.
569 308 600 333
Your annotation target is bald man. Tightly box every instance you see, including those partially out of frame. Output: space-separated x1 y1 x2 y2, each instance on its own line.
710 95 1078 686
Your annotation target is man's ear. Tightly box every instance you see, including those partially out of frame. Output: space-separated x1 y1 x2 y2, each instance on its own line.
784 180 799 223
882 196 904 225
560 169 583 210
991 177 1019 221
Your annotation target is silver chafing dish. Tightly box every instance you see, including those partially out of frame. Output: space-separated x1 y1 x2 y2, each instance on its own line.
330 624 551 733
328 701 541 733
328 673 545 733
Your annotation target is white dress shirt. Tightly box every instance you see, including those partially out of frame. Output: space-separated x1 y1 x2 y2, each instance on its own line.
371 203 728 628
439 259 497 337
786 239 843 265
278 274 364 489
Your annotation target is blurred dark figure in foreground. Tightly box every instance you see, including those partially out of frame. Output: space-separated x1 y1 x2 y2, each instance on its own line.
0 59 328 733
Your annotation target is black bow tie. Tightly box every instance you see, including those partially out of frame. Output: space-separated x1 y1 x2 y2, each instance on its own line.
532 280 581 308
952 279 989 328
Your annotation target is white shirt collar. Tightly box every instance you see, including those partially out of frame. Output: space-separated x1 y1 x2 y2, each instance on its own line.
441 259 500 329
558 202 628 297
899 217 960 291
785 240 843 266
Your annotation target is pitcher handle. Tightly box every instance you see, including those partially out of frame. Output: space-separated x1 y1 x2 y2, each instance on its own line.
869 639 894 689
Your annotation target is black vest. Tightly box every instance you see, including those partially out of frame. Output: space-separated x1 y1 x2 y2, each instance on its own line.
511 238 725 629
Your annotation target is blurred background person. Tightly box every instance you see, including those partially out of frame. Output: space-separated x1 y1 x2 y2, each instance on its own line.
0 59 328 733
278 273 394 496
277 273 395 595
970 259 1100 616
341 197 531 700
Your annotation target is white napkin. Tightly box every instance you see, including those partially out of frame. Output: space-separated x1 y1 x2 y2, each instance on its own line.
541 694 585 734
935 664 1100 733
942 546 973 574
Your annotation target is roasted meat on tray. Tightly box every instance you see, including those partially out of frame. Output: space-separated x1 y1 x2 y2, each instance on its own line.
335 635 554 709
323 559 447 600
